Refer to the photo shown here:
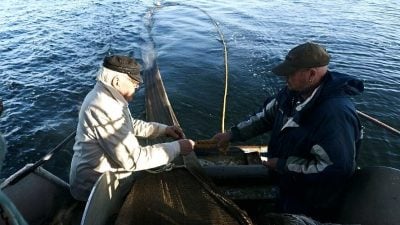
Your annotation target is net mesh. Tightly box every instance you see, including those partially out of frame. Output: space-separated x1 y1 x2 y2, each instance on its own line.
115 63 253 225
115 169 243 225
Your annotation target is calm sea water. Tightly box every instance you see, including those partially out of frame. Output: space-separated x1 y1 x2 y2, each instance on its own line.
0 0 399 180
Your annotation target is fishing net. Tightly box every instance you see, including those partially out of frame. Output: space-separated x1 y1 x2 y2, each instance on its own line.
115 167 249 225
114 63 252 225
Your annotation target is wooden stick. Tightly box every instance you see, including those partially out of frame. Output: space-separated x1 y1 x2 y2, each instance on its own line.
357 110 400 136
9 131 76 185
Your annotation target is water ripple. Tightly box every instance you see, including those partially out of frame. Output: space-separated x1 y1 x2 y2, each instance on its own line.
1 0 399 178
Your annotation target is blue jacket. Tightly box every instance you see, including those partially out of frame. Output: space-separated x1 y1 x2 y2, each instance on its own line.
230 71 363 218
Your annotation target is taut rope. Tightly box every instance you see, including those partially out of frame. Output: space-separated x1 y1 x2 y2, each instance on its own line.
152 2 229 132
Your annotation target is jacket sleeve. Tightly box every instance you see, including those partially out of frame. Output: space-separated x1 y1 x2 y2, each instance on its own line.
276 103 360 182
87 107 180 171
130 118 168 139
231 97 277 142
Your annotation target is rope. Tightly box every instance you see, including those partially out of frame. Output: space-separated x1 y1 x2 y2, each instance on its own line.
156 4 400 137
146 3 252 224
145 163 186 174
153 2 229 132
106 2 115 55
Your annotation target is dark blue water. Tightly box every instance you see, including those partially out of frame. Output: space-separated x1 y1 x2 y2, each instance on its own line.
1 0 399 180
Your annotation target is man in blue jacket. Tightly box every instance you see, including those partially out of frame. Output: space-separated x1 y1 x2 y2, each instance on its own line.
213 42 363 220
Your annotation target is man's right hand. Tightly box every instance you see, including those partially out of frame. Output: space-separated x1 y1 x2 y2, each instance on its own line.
178 139 195 155
212 132 231 148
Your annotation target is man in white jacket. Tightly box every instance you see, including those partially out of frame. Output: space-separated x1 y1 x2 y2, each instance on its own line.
70 55 195 201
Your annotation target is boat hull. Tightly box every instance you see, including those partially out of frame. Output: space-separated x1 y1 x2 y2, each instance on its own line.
0 165 82 225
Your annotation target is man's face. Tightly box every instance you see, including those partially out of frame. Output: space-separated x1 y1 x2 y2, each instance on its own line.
119 75 140 102
286 68 311 92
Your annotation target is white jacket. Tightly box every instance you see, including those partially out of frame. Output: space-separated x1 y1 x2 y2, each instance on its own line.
70 69 180 201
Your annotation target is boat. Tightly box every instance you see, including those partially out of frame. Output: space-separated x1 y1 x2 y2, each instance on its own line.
0 60 275 225
1 62 400 225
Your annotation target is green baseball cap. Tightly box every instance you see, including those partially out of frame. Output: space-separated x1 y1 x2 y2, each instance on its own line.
272 42 330 76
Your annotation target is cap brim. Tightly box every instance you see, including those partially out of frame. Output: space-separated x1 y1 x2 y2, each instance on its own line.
272 60 297 76
129 74 143 83
126 70 143 83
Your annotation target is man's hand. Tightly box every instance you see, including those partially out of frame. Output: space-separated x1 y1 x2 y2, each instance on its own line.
178 139 195 155
165 126 185 139
211 132 231 152
262 157 279 170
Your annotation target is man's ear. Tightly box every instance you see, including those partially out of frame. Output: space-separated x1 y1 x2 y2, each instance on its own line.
111 75 119 88
309 68 317 80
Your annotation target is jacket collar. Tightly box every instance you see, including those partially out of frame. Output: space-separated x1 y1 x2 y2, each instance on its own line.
96 81 128 107
281 85 322 130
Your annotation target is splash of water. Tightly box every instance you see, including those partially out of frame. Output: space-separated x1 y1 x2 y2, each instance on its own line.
141 42 156 70
141 6 158 70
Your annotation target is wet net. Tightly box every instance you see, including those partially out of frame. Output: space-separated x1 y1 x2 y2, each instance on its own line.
114 63 252 225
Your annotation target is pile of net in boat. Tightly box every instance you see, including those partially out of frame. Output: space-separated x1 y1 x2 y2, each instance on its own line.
115 162 252 225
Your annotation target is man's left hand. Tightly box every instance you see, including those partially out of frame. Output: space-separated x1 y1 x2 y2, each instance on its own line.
165 126 185 139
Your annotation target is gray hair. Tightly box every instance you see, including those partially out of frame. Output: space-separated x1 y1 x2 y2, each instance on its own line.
96 67 128 87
